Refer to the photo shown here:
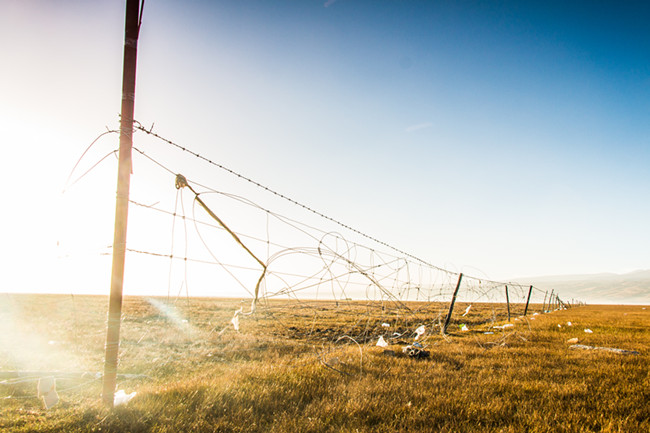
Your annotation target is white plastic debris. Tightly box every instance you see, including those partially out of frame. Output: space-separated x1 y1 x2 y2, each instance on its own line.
569 344 639 355
114 389 137 407
37 377 59 409
558 324 562 328
483 331 494 335
459 324 469 332
584 328 593 334
414 325 426 340
462 305 472 317
381 323 390 328
533 312 539 316
231 314 240 331
231 307 243 331
493 323 514 330
376 336 389 347
567 322 572 326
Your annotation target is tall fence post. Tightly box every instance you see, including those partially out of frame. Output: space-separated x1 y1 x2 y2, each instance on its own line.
102 0 141 408
505 285 511 321
442 273 463 334
523 285 533 316
542 290 548 312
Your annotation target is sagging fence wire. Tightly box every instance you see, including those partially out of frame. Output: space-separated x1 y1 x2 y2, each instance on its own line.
2 124 581 409
117 124 569 339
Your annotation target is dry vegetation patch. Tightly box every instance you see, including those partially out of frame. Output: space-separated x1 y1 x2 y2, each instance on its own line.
1 295 648 432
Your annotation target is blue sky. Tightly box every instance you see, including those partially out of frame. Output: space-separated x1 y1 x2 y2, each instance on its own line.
1 0 649 296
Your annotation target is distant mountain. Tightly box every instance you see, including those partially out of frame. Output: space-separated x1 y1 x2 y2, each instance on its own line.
511 270 650 305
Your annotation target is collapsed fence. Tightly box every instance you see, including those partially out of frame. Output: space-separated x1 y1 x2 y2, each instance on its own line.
1 123 583 407
107 123 577 337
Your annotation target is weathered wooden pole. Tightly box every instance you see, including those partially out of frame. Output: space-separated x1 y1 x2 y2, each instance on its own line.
442 273 463 334
549 289 555 310
523 285 533 316
505 285 511 321
542 290 548 312
102 0 141 408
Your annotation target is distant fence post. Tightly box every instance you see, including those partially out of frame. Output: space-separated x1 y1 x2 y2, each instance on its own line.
542 290 548 312
505 285 511 321
523 285 533 316
549 290 555 310
442 273 463 334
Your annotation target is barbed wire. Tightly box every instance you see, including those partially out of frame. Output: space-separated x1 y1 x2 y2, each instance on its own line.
131 123 552 293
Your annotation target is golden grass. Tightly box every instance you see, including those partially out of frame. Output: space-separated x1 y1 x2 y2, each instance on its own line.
1 294 648 432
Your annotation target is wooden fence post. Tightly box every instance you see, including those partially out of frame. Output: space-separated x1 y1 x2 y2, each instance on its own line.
542 290 548 312
523 285 533 316
442 273 463 334
505 285 511 321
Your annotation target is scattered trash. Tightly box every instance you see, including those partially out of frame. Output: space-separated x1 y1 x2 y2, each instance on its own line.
493 324 514 330
483 331 494 335
381 323 391 328
584 328 593 334
567 338 579 344
402 345 430 359
231 307 243 331
414 325 426 340
567 322 572 326
558 324 562 328
462 305 472 317
413 342 423 348
37 377 59 409
114 389 137 406
376 336 388 347
459 324 469 332
533 312 539 316
231 314 240 331
569 344 639 355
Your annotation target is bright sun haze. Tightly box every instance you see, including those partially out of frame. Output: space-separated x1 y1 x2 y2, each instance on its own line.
0 0 648 300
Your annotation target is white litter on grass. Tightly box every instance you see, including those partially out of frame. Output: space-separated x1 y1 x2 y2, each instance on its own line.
376 336 389 347
483 332 494 335
558 324 562 328
414 325 426 340
114 389 137 406
37 377 59 409
569 344 639 355
462 305 472 317
381 323 390 328
459 324 469 332
584 328 593 334
567 322 572 326
533 312 539 316
493 324 514 330
231 307 243 331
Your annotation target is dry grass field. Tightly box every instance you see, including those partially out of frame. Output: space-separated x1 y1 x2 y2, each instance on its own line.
1 294 648 432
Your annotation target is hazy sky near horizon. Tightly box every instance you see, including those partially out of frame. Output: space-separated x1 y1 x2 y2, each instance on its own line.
1 0 649 296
